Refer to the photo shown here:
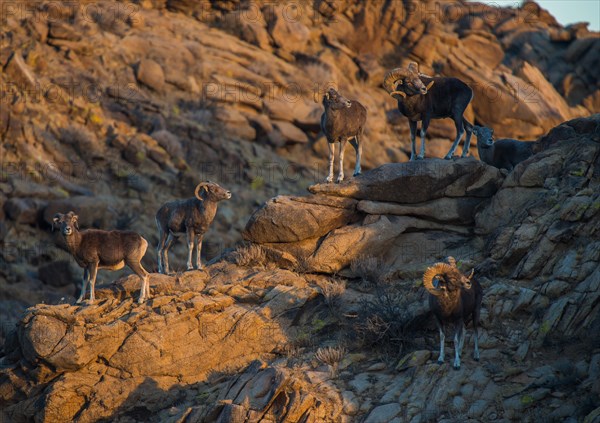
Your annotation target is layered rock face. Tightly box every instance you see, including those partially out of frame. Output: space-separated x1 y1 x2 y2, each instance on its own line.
1 116 600 422
244 158 504 274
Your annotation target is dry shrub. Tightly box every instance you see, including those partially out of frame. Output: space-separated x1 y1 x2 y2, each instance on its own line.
230 243 268 268
316 278 346 310
350 255 391 286
354 282 421 353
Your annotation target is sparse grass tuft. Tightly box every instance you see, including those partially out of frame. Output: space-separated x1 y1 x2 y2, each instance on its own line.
315 346 346 377
230 243 268 268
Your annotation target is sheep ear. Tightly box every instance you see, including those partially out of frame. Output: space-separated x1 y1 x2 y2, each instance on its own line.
72 214 79 230
467 269 474 280
426 80 434 90
408 62 419 73
490 128 494 135
53 213 62 224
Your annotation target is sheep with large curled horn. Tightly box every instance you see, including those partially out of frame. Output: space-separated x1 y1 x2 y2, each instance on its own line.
383 62 474 160
423 257 483 370
155 181 231 274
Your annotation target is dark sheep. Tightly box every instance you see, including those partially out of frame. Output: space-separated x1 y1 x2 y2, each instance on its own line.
423 257 483 370
473 125 535 172
383 62 474 160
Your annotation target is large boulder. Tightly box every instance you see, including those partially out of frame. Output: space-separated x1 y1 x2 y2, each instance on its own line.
243 195 359 243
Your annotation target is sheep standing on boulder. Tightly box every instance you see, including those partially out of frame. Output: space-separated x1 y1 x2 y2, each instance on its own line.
423 257 483 370
320 88 367 183
383 62 474 160
473 125 535 172
53 211 150 304
156 181 231 274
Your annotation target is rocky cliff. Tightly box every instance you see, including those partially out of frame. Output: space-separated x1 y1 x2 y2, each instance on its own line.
1 115 599 422
1 0 599 334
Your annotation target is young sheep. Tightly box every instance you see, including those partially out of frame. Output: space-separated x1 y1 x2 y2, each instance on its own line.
423 257 483 370
53 211 150 304
320 88 367 183
473 125 534 172
383 62 474 160
156 181 231 274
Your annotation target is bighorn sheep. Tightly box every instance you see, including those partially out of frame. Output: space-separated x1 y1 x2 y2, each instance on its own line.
423 257 483 370
156 181 231 274
383 62 474 160
53 211 150 304
320 88 367 183
473 125 534 171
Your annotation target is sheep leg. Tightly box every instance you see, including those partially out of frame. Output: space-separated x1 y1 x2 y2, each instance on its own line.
128 260 150 303
326 142 335 183
349 136 361 176
88 261 99 304
163 233 176 274
417 117 430 160
453 321 465 370
461 118 474 157
445 117 465 159
76 268 90 303
195 235 203 270
437 322 445 364
186 228 195 270
337 139 347 183
156 226 168 274
408 120 417 161
473 306 481 361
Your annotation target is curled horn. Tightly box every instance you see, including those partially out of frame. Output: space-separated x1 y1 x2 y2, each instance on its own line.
423 263 454 296
194 182 210 201
383 67 411 96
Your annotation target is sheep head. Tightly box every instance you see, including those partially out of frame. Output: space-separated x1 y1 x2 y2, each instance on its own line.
473 125 494 148
53 211 79 236
423 261 474 297
383 62 434 99
321 88 352 110
194 181 232 202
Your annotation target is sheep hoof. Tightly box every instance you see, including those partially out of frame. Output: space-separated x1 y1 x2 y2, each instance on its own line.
325 178 333 183
76 298 83 304
443 154 453 160
416 155 425 160
336 177 344 184
437 359 444 365
353 172 361 177
453 364 461 370
474 356 480 362
138 297 145 304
